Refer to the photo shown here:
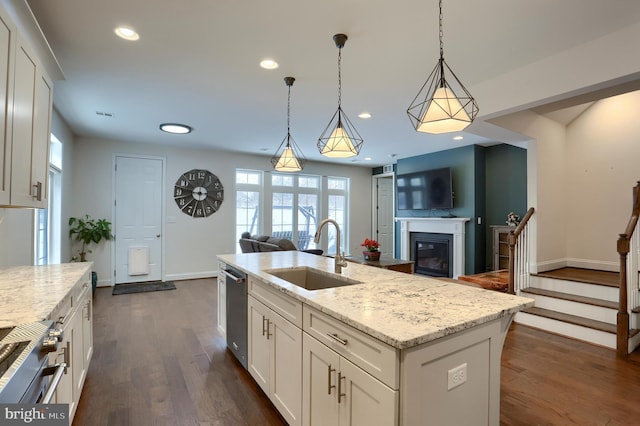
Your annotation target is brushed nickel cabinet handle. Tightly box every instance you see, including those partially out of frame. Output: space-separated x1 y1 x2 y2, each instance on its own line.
327 332 348 346
266 320 272 339
262 316 267 336
327 364 336 395
32 181 42 201
338 372 346 403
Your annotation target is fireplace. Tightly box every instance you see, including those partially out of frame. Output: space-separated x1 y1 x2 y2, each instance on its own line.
411 232 453 277
396 217 470 278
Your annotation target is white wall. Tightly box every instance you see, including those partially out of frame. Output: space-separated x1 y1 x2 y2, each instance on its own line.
565 91 640 269
51 108 75 263
490 90 640 272
72 136 373 285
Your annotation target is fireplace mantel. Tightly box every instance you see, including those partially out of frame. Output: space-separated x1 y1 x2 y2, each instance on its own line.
395 217 470 278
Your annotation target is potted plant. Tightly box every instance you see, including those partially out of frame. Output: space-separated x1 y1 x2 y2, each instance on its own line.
361 238 381 261
69 215 113 292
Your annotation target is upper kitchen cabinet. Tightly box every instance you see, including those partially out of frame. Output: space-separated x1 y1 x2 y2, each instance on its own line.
0 0 62 208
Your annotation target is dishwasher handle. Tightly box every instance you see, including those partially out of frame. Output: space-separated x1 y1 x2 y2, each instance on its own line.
222 269 245 283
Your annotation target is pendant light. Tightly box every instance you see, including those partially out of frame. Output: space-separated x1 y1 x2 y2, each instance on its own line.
271 77 306 172
317 34 363 158
407 0 478 134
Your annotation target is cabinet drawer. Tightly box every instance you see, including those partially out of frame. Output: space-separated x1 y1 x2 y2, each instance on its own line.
248 276 303 328
303 305 398 389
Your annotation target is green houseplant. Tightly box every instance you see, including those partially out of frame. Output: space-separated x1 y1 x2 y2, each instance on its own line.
69 215 113 262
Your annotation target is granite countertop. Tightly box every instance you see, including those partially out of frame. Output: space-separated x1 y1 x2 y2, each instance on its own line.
0 263 92 328
218 251 534 350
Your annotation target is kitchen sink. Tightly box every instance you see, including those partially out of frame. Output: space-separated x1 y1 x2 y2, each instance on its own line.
265 267 362 291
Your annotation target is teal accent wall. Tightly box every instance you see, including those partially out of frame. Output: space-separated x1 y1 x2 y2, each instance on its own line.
394 143 526 275
395 145 484 274
484 144 527 269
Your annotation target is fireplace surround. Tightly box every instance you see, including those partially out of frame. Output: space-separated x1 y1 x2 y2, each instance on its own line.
396 217 470 278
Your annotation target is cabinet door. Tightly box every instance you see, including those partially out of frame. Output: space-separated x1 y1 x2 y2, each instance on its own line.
217 276 226 338
51 318 73 408
71 305 84 417
81 293 93 375
270 309 302 426
302 333 340 426
339 357 398 426
30 65 52 208
0 7 15 205
247 295 270 394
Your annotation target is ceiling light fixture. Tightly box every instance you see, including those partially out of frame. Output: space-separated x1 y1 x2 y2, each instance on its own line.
260 59 279 70
114 26 140 41
358 112 372 119
407 0 478 134
318 34 363 158
271 77 306 172
453 135 464 140
159 123 192 134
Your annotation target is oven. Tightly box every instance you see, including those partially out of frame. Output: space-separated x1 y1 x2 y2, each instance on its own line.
222 266 248 369
0 320 66 404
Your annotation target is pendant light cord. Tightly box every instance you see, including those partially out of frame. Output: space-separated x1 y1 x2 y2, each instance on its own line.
286 84 291 145
439 0 444 59
337 46 342 109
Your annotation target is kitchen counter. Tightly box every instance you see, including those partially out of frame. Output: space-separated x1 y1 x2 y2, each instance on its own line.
218 251 533 350
0 263 93 328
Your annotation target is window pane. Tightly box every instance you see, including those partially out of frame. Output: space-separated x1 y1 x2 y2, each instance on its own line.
272 174 294 187
328 177 346 190
297 194 318 250
327 195 346 254
236 191 260 239
272 192 294 240
236 170 261 185
299 175 320 189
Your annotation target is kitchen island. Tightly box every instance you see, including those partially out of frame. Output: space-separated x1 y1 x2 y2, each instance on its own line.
218 251 533 426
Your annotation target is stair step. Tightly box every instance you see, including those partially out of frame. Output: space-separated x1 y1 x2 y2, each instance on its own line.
533 267 619 288
521 307 616 334
521 287 618 309
633 307 640 314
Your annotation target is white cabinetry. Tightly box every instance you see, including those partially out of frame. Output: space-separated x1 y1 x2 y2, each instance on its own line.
217 262 226 339
247 278 302 426
48 270 93 423
302 307 398 426
0 2 53 208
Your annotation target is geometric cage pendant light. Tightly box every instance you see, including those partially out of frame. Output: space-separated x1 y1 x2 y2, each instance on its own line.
407 0 479 134
317 34 363 158
271 76 306 172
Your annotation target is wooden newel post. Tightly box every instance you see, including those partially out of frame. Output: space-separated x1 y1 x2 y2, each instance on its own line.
617 234 630 358
507 230 516 295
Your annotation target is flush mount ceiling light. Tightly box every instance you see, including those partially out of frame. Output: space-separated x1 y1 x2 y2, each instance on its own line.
114 26 140 41
407 0 478 134
271 77 306 172
317 34 363 158
159 123 192 134
260 59 279 70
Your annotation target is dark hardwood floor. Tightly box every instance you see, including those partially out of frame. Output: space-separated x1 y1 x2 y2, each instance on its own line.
74 278 640 426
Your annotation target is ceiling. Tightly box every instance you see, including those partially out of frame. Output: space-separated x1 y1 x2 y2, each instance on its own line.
25 0 640 167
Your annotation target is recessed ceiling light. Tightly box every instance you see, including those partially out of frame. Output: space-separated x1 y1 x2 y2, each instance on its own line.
364 157 372 161
114 26 140 41
453 135 464 140
259 59 279 70
160 123 192 134
358 112 372 119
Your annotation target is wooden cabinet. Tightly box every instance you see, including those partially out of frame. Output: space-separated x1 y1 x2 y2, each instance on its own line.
0 3 53 208
302 332 397 426
247 281 302 426
47 271 93 423
217 262 226 339
492 226 514 270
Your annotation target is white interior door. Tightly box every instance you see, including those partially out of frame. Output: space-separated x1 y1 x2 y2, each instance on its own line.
375 176 394 258
114 156 163 284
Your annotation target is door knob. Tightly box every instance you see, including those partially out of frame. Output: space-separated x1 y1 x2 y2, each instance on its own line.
156 234 161 238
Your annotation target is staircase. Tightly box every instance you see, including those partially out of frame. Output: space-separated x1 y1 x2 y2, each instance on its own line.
514 267 640 350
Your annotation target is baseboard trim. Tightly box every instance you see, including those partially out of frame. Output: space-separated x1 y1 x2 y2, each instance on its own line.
536 259 567 273
566 258 618 272
165 271 217 281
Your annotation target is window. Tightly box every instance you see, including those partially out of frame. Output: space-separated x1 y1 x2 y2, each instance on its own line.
235 170 349 254
235 169 263 253
34 134 62 265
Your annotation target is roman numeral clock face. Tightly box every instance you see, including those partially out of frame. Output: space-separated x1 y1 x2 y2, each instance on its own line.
174 169 224 218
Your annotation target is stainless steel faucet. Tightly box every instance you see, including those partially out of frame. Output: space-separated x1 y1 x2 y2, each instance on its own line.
314 218 348 274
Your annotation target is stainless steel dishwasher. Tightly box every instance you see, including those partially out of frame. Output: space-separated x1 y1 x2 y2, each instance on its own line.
222 266 247 369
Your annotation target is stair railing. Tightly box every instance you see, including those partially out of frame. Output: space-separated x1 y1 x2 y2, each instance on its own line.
617 181 640 357
507 207 535 295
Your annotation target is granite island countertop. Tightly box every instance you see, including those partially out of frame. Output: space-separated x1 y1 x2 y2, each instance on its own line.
218 251 534 350
0 263 92 328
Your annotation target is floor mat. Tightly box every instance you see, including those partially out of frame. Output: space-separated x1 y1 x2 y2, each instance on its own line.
112 281 176 295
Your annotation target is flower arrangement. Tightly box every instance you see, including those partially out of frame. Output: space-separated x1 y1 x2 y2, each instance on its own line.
361 238 380 252
506 212 520 227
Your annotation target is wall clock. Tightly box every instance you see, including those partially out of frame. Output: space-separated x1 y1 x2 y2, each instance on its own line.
174 169 224 217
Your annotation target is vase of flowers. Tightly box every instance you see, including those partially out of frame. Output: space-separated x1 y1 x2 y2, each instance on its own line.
361 238 381 261
506 212 520 227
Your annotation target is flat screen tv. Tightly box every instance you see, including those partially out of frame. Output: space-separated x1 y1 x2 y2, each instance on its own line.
396 167 453 210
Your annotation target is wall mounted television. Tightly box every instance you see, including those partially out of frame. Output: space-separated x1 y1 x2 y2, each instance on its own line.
396 167 453 210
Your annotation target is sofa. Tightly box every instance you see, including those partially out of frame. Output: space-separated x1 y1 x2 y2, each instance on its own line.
239 232 323 255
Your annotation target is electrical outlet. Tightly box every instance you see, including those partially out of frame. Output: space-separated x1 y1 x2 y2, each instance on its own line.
447 363 467 390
